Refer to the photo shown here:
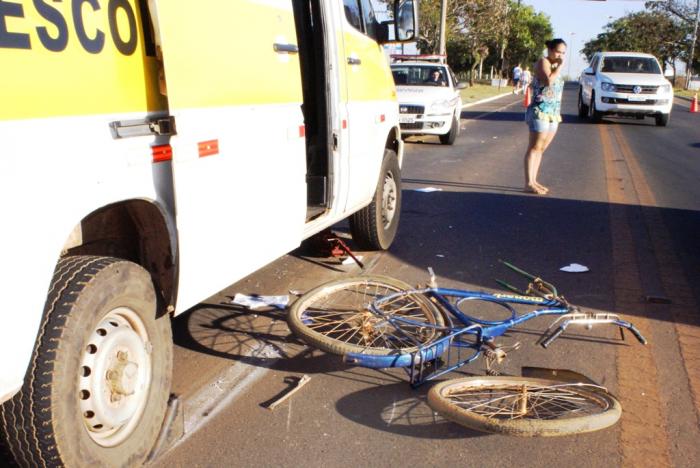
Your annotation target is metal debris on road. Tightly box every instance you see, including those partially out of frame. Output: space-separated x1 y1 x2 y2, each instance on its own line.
267 375 311 411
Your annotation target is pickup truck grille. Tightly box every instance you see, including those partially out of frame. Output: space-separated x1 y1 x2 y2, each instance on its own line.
615 84 659 94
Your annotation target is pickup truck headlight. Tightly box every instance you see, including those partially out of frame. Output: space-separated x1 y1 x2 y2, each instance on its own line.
600 82 616 92
428 100 454 115
658 84 672 94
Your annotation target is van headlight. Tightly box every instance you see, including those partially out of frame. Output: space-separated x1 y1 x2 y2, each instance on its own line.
658 84 672 94
600 82 616 92
428 100 454 115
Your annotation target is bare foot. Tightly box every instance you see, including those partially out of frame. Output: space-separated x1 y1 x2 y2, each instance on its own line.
534 182 549 193
525 184 547 195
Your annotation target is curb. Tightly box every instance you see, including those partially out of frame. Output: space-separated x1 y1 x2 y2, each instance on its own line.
461 91 514 109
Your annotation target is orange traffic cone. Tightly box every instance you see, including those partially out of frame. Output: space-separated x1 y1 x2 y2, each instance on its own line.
690 93 699 113
523 86 531 107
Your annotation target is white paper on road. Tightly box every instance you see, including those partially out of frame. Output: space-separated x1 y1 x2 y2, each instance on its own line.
341 255 364 265
412 187 442 192
231 293 289 310
560 263 590 273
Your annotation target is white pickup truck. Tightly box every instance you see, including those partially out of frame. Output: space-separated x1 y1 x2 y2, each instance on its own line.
578 51 674 126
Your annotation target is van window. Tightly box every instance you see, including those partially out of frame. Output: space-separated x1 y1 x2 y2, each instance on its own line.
359 0 380 40
343 0 363 30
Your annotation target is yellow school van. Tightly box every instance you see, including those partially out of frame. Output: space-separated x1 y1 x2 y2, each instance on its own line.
0 0 418 465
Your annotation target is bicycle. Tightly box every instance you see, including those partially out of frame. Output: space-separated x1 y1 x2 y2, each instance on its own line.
287 261 647 436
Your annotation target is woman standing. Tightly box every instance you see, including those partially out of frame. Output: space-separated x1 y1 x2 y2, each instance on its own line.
523 39 567 194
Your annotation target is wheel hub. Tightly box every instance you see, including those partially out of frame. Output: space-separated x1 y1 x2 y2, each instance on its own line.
381 172 397 228
79 307 152 447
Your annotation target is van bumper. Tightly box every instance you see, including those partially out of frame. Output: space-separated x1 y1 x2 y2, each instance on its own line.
597 94 673 115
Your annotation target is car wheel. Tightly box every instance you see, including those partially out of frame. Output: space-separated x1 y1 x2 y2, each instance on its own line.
439 114 459 145
588 92 602 123
655 113 670 127
577 88 589 118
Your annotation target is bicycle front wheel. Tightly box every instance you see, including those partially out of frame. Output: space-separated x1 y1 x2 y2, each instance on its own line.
428 376 621 437
288 275 443 356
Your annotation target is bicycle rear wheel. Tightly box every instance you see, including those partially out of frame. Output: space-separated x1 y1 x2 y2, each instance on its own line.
428 376 621 437
288 275 443 356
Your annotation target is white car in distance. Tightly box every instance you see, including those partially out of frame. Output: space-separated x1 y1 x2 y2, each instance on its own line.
578 51 673 126
391 57 466 144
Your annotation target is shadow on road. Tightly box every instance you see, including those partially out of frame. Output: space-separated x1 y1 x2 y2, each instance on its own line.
172 189 699 371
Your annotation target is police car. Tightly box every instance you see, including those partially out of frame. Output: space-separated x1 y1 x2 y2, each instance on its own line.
391 55 466 145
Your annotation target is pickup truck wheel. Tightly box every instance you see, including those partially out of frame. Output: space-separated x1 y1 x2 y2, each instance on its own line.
655 113 670 127
439 114 459 145
588 92 603 123
0 256 172 467
350 148 401 250
577 89 589 117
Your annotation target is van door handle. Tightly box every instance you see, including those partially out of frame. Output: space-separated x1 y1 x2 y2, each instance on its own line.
347 57 362 65
273 43 299 54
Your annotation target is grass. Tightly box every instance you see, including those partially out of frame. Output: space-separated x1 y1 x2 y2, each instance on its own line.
459 83 512 104
674 88 698 99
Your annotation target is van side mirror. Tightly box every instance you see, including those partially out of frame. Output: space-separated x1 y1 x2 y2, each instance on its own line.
456 82 467 90
395 0 417 41
584 67 595 76
376 0 417 44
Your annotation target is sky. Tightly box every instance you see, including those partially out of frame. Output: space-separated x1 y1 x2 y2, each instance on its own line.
522 0 647 78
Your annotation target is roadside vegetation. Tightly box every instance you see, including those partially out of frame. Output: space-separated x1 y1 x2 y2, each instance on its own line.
416 0 698 89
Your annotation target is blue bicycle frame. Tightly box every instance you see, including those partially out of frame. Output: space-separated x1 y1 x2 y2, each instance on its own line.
343 286 646 387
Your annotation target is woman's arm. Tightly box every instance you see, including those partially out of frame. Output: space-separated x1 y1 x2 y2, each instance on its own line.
535 58 562 86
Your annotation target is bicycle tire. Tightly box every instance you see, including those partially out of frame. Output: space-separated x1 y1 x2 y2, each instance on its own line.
288 275 444 356
427 376 621 437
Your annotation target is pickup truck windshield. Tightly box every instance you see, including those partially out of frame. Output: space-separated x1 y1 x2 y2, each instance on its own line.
601 57 661 74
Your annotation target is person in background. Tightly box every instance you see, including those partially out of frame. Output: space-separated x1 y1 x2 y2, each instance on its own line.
522 39 566 195
512 63 522 94
424 69 447 86
521 66 532 95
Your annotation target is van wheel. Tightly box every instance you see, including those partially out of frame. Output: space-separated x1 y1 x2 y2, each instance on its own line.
588 92 602 123
439 115 459 145
577 89 589 117
350 149 401 250
0 256 172 467
655 113 670 127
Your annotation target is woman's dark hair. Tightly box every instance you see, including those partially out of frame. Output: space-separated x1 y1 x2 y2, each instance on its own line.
545 38 567 50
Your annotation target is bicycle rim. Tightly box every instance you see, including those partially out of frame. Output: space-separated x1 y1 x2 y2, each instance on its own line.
288 275 443 356
428 376 621 437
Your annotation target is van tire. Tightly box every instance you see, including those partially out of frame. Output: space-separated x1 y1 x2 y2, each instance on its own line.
0 256 172 468
439 115 459 145
349 149 401 250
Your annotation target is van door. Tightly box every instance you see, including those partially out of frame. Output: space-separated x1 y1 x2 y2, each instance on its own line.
340 0 397 210
152 0 307 311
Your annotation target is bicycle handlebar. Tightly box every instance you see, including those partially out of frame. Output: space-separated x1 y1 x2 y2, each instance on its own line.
540 314 648 348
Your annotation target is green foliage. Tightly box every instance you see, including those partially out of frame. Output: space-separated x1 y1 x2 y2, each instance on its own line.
417 0 553 81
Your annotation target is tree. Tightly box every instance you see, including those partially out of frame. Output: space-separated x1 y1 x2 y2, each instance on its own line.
646 0 699 76
503 3 553 70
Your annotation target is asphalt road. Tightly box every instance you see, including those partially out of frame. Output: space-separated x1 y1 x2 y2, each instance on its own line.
153 87 700 468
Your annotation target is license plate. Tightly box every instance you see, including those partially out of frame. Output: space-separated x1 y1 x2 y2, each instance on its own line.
627 95 646 102
399 116 416 124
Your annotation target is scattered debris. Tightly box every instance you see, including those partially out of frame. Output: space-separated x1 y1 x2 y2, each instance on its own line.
644 295 672 304
411 187 442 193
342 255 364 265
436 254 445 258
231 293 289 310
267 375 311 410
560 263 589 273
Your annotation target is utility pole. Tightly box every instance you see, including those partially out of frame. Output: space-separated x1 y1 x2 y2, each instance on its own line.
439 0 448 59
686 0 700 89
